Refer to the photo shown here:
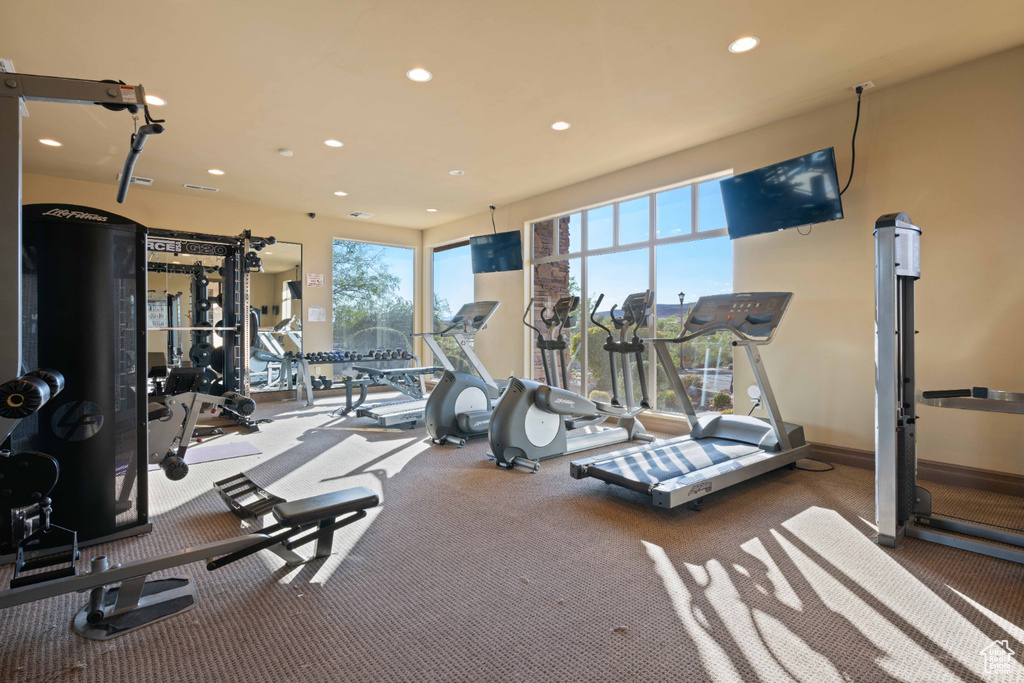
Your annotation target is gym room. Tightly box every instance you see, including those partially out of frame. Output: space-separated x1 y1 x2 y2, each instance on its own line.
1 1 1022 681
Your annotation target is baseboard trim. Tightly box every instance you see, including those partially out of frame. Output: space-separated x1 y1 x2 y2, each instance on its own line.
810 442 1024 497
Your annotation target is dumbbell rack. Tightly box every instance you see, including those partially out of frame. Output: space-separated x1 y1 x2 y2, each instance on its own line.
294 350 437 412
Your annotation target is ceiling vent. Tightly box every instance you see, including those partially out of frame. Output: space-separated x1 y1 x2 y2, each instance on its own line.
116 173 154 186
183 183 219 192
348 211 374 219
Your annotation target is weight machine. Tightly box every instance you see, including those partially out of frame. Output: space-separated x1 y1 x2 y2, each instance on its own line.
874 212 1024 563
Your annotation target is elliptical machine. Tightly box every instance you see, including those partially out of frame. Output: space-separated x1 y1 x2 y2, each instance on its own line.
487 290 656 471
423 302 504 446
527 295 581 391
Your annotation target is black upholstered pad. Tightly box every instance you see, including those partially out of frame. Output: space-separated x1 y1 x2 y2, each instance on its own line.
272 487 379 526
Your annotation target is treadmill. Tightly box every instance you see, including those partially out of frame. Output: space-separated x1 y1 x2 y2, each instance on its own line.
570 292 808 508
354 301 501 428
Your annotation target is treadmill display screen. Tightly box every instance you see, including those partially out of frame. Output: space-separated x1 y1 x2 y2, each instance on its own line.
449 301 501 331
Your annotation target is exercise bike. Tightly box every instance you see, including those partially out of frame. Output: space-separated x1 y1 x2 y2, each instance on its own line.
487 290 656 471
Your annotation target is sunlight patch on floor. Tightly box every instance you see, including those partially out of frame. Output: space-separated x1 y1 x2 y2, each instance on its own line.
646 507 1024 682
375 438 432 478
643 541 744 683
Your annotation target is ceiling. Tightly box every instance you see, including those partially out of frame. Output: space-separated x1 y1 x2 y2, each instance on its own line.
5 0 1023 229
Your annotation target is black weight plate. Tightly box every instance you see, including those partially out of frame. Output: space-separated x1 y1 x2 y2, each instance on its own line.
189 343 214 367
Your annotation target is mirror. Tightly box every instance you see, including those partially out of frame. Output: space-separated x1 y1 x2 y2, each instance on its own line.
146 249 228 393
248 241 303 392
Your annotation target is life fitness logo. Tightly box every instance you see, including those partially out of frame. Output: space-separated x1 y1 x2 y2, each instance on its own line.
552 398 575 406
50 401 104 442
41 208 108 222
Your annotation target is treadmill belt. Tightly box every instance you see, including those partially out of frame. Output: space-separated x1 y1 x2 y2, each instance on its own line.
592 436 763 486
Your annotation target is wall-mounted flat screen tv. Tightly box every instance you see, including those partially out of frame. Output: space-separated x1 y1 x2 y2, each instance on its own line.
721 147 844 239
470 231 524 274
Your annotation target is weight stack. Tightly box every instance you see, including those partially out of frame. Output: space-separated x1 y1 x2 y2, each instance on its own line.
8 204 150 555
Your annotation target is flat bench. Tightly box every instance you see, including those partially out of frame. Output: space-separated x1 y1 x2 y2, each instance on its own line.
207 486 380 569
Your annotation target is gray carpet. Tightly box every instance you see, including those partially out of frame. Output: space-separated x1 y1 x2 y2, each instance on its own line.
2 394 1023 683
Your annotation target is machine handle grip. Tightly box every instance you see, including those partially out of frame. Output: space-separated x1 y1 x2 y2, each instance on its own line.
921 389 972 399
590 294 612 336
116 123 164 203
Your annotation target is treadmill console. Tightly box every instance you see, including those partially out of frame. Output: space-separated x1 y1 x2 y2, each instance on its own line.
620 291 654 325
683 292 792 342
446 301 501 334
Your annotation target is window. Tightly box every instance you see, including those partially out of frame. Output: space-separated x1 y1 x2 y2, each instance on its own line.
332 240 415 355
432 241 474 373
530 172 734 416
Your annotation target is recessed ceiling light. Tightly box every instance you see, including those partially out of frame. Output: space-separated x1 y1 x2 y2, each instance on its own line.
145 95 167 106
426 208 438 212
728 36 760 53
551 121 571 131
448 170 464 176
264 251 274 255
279 149 294 157
207 169 225 175
323 139 344 148
39 139 62 147
333 191 348 196
172 261 181 264
406 68 433 82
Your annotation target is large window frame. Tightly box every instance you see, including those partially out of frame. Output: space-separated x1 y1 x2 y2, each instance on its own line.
528 170 732 413
331 237 417 355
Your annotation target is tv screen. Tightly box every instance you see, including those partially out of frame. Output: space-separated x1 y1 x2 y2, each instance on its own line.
720 147 844 239
470 231 523 274
286 280 302 300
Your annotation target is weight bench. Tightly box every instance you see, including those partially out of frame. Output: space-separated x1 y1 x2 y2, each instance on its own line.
0 481 379 640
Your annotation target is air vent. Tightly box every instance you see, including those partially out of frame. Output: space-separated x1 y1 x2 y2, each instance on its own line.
347 211 374 219
183 184 219 192
116 173 154 186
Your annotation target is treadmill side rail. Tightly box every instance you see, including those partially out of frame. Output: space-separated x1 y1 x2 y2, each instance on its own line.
652 445 808 508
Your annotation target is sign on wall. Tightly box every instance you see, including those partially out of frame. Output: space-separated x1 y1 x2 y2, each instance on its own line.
306 273 325 288
308 306 326 322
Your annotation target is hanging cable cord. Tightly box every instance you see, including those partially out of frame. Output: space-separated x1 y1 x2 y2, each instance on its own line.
796 458 835 472
839 85 864 196
796 85 864 237
489 204 497 234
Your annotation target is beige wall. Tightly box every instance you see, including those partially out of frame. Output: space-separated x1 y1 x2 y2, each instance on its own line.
424 46 1024 473
22 174 425 356
22 46 1023 473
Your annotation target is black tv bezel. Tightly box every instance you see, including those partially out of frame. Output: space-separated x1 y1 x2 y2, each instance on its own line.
722 147 844 240
470 230 524 274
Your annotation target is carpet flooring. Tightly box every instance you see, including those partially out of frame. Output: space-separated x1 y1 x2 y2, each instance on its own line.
1 394 1022 683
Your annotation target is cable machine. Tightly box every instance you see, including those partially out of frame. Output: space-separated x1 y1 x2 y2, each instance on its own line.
874 212 1024 564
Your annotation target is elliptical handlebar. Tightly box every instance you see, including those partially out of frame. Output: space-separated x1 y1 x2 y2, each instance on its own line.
590 294 612 338
631 290 653 338
522 299 544 339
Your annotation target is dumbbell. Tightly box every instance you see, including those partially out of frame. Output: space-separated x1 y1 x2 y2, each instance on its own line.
318 376 333 390
310 376 323 390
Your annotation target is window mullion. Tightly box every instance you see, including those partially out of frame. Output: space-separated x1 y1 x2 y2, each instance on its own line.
691 183 700 234
648 193 658 410
612 202 620 247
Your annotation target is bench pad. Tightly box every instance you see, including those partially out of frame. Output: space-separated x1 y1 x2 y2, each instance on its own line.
272 487 379 526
